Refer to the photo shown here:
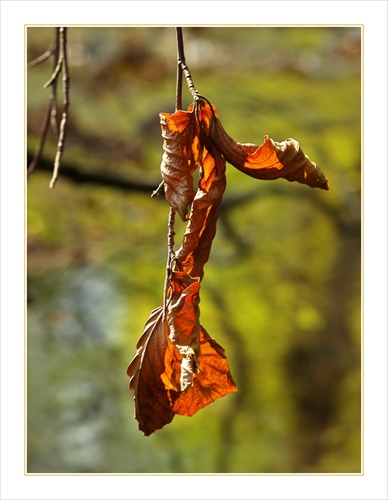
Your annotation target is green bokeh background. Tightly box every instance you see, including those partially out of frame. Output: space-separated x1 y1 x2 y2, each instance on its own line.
27 26 361 474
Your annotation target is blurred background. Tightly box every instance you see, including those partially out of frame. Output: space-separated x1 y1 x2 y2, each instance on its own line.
26 26 361 474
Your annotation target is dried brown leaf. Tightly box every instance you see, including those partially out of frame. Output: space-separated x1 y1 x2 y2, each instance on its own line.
127 307 175 436
199 99 329 190
128 271 237 435
162 270 237 416
160 109 201 221
175 103 227 279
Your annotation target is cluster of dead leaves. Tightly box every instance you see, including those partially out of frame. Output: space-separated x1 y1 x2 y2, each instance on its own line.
127 98 329 435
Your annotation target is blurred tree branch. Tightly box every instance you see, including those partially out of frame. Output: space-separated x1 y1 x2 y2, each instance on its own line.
26 151 158 194
27 27 69 189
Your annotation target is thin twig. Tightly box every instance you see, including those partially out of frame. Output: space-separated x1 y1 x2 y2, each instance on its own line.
151 180 165 198
27 49 54 69
49 28 60 136
176 27 199 101
162 207 177 321
43 38 64 90
175 28 184 111
163 207 177 316
50 27 70 189
27 102 52 177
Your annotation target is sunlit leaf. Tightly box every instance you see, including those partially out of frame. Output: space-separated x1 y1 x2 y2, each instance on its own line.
176 141 227 279
127 307 175 436
128 271 237 435
160 109 201 221
200 99 329 190
171 325 238 417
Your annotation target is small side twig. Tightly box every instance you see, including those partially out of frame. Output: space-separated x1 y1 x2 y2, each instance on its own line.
27 48 54 69
151 180 165 198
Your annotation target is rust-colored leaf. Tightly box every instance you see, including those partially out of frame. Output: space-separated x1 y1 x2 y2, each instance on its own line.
175 147 226 278
162 270 237 416
161 271 202 393
199 99 329 190
128 271 237 435
175 103 227 279
160 109 201 221
170 325 238 417
127 307 175 436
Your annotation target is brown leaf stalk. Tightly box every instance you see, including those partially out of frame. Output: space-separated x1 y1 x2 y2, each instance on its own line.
176 27 199 101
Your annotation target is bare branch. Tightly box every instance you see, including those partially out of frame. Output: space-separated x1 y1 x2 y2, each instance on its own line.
27 28 60 177
27 27 70 187
50 27 70 189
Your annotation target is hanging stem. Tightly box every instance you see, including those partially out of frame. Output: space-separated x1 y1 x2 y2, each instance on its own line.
163 27 188 318
176 27 199 101
175 28 183 111
162 27 203 316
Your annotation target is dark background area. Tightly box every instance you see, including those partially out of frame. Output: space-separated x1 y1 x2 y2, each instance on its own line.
26 26 361 473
